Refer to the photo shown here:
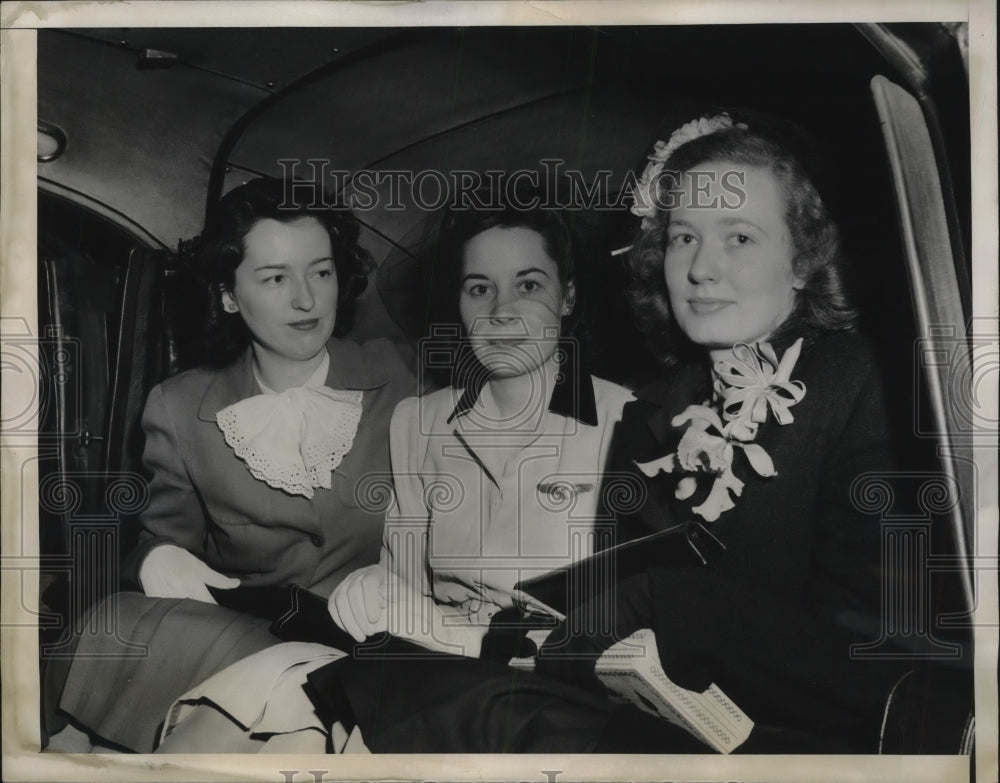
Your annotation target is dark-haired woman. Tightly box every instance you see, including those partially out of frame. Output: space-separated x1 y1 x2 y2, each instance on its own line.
327 203 633 655
147 202 634 754
52 178 421 753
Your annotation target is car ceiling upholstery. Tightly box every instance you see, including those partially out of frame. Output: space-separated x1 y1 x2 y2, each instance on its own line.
38 28 389 247
38 24 946 339
38 24 902 240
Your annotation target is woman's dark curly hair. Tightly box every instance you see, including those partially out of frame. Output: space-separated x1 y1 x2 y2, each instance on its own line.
627 117 858 365
179 177 373 368
421 201 595 387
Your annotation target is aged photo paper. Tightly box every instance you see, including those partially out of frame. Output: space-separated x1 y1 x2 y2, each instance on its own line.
2 2 997 782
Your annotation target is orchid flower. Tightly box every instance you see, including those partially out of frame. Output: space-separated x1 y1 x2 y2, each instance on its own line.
634 338 805 523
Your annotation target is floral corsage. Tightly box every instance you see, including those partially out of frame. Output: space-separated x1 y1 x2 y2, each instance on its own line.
635 338 806 522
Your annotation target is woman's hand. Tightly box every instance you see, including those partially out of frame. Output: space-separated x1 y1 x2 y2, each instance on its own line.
330 567 487 656
535 571 653 689
138 544 240 603
328 564 388 642
387 596 488 658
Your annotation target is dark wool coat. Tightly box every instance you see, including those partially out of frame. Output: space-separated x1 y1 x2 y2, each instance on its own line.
547 326 912 749
305 327 913 754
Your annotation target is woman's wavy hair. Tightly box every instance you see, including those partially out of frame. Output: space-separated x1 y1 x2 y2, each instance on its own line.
423 200 594 387
178 177 373 368
627 117 858 365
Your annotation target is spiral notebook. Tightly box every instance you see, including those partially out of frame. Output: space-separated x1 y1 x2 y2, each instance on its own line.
593 628 752 753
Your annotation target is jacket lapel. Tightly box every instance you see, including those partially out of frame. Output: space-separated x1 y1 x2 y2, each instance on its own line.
196 337 390 423
637 363 709 450
627 363 710 534
197 348 258 422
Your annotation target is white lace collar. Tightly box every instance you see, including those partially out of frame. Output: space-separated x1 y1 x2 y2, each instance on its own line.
216 351 364 498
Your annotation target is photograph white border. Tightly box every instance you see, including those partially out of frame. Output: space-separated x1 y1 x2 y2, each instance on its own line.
2 2 996 782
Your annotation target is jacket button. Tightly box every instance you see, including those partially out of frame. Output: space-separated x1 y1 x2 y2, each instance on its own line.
308 534 323 548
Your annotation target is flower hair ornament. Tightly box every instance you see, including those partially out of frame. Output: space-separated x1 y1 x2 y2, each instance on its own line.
635 337 805 522
611 112 747 256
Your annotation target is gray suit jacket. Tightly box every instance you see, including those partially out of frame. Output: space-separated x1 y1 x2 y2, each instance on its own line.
123 337 422 597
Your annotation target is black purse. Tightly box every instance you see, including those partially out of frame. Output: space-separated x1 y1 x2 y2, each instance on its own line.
513 519 725 616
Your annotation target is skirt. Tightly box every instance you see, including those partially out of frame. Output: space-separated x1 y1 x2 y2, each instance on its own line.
56 591 281 752
156 641 345 753
305 653 714 753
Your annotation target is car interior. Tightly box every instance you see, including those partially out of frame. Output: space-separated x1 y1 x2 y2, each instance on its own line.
33 22 976 754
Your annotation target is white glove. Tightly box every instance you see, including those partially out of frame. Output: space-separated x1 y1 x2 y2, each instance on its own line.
138 544 240 603
328 564 388 642
386 595 487 658
329 565 487 657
